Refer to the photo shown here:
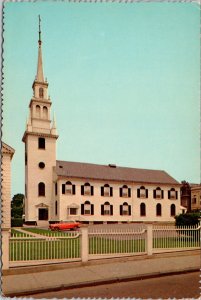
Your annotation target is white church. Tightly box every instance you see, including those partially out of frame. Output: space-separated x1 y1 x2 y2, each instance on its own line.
23 21 182 226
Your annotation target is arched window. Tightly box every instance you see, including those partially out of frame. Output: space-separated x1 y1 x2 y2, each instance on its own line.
39 87 44 98
120 185 131 198
62 181 75 195
120 202 131 216
81 182 94 196
43 106 48 119
55 201 58 215
38 182 45 196
154 187 163 199
101 184 112 197
137 186 148 199
170 204 176 216
81 201 94 215
156 203 162 216
168 188 177 200
66 181 72 194
36 105 40 118
101 201 113 216
38 137 45 149
140 203 146 216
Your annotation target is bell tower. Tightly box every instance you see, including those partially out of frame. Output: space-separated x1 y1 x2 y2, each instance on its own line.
22 16 58 225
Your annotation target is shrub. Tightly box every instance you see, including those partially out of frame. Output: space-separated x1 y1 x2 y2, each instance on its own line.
175 212 200 227
11 218 23 227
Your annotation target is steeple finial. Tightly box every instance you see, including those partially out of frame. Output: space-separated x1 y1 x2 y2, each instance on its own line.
38 15 41 45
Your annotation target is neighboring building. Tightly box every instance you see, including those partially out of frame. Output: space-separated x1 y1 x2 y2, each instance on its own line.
181 181 191 212
23 21 182 226
190 184 201 211
1 142 15 269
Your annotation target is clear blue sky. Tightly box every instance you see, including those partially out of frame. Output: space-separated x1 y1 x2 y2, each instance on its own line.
3 2 200 197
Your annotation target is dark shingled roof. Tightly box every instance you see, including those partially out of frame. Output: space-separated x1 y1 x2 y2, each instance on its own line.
56 160 180 185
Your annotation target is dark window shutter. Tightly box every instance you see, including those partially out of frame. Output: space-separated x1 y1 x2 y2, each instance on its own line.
162 190 164 199
120 205 123 215
137 189 140 198
91 204 94 215
153 190 156 199
91 186 94 196
81 204 84 215
101 205 104 215
101 187 104 196
120 188 122 197
110 187 113 197
72 185 76 195
176 191 178 199
62 184 65 194
110 205 113 216
168 190 170 199
146 189 148 198
128 188 131 198
81 185 84 195
128 205 131 216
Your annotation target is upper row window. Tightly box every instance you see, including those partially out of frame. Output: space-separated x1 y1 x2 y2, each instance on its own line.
39 87 44 98
38 137 45 149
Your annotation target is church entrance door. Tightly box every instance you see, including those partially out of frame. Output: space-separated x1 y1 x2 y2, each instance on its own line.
38 208 48 220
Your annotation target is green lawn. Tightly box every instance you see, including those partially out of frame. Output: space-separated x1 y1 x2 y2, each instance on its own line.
22 227 71 237
11 229 32 237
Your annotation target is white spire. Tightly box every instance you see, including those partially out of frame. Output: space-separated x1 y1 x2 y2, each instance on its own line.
36 15 44 82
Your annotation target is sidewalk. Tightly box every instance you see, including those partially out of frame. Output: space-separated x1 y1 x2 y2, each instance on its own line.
2 250 200 297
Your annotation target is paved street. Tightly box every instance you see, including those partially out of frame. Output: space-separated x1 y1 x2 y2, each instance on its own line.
27 271 200 299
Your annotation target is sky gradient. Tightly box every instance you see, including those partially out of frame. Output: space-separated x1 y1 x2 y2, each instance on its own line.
3 2 200 196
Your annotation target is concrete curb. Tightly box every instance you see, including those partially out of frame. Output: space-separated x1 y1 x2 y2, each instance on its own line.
4 268 199 297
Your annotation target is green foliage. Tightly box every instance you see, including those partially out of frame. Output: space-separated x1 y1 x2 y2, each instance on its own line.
11 193 24 219
175 212 201 226
11 218 23 227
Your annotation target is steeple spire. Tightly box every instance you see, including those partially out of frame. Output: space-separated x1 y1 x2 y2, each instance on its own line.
36 15 44 82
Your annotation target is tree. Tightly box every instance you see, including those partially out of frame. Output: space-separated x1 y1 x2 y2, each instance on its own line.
11 194 24 219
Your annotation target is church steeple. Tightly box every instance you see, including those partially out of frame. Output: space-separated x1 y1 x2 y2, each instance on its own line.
36 15 44 83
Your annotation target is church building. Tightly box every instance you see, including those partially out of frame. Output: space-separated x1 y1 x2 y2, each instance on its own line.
22 20 182 226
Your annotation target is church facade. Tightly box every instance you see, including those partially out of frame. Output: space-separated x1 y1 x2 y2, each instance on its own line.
23 22 182 226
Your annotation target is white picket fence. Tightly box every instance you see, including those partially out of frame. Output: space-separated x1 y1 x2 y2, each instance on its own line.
9 223 201 267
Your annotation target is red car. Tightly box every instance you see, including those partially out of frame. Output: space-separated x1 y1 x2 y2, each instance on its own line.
49 221 81 231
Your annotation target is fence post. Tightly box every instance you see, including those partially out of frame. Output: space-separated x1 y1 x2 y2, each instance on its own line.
81 226 89 263
147 223 153 256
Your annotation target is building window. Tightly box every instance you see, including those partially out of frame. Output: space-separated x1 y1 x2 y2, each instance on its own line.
101 202 113 216
170 204 176 216
81 201 94 215
192 196 197 204
81 183 94 196
62 181 76 195
156 203 162 216
55 201 58 215
69 208 77 215
120 202 131 216
153 187 163 199
25 153 27 165
39 87 44 98
101 184 113 197
36 105 40 118
137 186 148 199
168 188 178 200
38 137 45 149
140 203 146 216
43 106 48 119
120 185 131 198
55 183 57 195
38 182 45 196
38 162 45 169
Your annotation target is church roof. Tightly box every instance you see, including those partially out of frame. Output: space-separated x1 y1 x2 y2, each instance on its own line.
2 142 15 158
56 160 180 185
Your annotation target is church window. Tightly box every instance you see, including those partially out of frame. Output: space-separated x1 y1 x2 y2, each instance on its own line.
120 202 131 216
156 203 162 216
25 153 27 165
39 87 44 98
101 184 113 197
153 187 164 199
140 203 146 216
101 202 113 216
81 201 94 215
137 186 148 199
55 183 57 195
38 162 45 169
120 185 131 198
36 105 40 118
38 137 45 149
170 204 176 216
38 182 45 196
43 106 48 119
